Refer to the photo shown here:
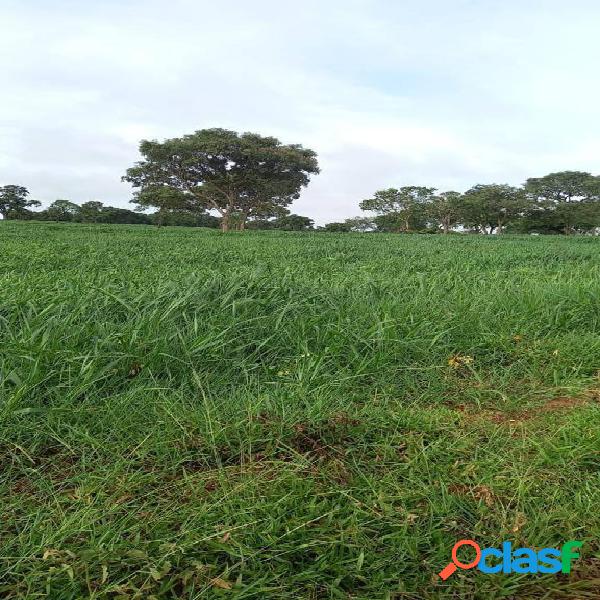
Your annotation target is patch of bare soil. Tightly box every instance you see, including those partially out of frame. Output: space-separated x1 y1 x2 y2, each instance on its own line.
454 392 596 426
447 483 495 506
489 396 589 424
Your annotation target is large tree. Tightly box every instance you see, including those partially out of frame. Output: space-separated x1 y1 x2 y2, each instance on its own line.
516 201 600 234
461 184 528 234
44 199 81 222
79 201 104 223
0 185 40 219
427 191 463 234
524 171 600 234
359 186 435 232
124 128 319 232
525 171 600 204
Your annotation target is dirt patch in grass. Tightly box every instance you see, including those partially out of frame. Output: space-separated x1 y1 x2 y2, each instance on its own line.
288 424 344 458
489 396 589 424
455 392 597 427
447 483 495 506
9 477 36 497
569 557 600 582
1 449 82 506
162 415 362 495
286 413 360 460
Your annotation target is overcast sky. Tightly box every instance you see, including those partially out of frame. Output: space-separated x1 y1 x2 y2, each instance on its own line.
2 0 600 223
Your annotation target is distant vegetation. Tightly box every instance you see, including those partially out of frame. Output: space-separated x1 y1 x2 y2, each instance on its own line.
0 193 222 227
2 128 600 235
354 173 600 234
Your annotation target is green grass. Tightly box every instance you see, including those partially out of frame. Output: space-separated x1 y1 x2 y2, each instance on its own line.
1 221 600 599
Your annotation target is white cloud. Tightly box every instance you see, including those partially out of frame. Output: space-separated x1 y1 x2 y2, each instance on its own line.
1 0 600 223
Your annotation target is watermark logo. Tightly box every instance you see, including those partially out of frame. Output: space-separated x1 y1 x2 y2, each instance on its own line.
438 539 582 579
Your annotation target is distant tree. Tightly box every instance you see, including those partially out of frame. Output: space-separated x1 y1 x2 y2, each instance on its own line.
461 184 528 234
428 191 463 234
151 210 194 227
321 221 352 232
360 186 435 232
100 207 152 225
524 171 600 234
512 202 600 234
0 185 41 219
343 216 376 232
245 209 315 231
131 186 198 227
514 200 600 235
153 210 220 228
194 213 221 228
246 206 290 230
124 128 319 232
197 213 222 228
79 201 104 223
274 214 314 231
5 207 37 220
525 171 600 204
44 199 81 222
372 211 429 233
246 217 276 230
554 201 600 234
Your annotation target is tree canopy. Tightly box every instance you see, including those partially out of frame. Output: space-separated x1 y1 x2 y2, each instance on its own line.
523 171 600 234
79 201 105 223
524 171 600 204
45 199 81 222
460 184 527 234
0 185 41 219
124 128 320 231
359 186 435 232
355 171 600 235
428 191 464 234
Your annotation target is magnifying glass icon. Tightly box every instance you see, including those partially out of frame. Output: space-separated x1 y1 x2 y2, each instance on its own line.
438 539 481 580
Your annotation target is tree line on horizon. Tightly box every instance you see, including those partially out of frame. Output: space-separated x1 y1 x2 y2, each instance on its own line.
330 172 600 234
0 187 315 230
2 128 600 235
0 190 222 227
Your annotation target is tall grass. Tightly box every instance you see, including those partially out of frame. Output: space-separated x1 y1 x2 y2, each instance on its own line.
1 221 599 598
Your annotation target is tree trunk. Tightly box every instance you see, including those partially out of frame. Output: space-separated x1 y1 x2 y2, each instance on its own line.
443 219 449 234
221 212 230 232
239 212 248 231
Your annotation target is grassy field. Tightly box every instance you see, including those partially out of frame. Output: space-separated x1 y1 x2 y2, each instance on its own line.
1 221 600 599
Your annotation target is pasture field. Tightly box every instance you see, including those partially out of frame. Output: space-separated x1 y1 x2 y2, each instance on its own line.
1 221 600 599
